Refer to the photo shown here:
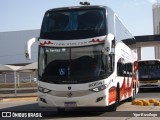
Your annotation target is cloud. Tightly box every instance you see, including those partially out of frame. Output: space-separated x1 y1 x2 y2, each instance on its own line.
147 0 157 4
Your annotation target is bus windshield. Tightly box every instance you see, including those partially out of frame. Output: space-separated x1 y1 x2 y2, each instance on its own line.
40 9 106 40
38 44 111 84
138 60 160 81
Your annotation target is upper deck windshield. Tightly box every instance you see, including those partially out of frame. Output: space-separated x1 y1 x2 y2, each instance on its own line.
38 45 112 84
40 8 106 40
138 60 160 81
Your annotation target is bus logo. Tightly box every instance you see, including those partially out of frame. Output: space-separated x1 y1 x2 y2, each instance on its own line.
59 68 65 75
68 86 71 90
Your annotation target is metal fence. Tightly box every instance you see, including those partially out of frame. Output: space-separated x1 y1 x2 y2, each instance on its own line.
0 72 35 83
0 72 37 98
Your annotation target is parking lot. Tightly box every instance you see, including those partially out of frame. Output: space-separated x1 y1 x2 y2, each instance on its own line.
0 88 160 119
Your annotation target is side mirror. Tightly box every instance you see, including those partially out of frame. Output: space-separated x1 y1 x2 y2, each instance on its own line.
103 33 114 55
25 37 38 60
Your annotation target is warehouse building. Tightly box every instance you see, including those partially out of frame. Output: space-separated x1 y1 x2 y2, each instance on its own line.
0 29 40 65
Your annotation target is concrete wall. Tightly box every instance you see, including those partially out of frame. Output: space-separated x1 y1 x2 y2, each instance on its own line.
153 4 160 59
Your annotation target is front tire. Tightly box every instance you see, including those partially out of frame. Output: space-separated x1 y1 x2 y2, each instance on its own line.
128 85 136 102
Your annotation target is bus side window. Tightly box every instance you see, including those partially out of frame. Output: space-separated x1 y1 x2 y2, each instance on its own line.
129 63 133 77
107 54 114 74
117 58 124 76
125 63 132 77
112 40 115 48
123 64 127 77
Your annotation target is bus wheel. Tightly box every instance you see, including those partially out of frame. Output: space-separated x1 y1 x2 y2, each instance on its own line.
97 107 108 112
128 85 136 102
57 107 65 112
108 87 119 111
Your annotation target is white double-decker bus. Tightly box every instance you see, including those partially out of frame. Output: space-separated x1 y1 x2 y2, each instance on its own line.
25 4 138 111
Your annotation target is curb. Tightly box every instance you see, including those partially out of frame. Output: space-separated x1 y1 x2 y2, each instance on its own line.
0 96 37 102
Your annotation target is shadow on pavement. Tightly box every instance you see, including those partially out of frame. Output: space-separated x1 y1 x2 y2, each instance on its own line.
139 87 160 93
0 103 106 118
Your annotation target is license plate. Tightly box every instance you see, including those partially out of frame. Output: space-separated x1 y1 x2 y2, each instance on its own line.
64 102 77 107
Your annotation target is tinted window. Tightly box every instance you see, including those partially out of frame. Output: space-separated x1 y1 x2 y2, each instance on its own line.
38 45 109 84
139 61 160 81
40 9 106 40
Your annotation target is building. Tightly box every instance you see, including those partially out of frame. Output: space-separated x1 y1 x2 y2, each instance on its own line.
0 29 40 65
153 3 160 59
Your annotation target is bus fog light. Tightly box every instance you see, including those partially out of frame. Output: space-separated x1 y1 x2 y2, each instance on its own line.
40 97 47 103
96 96 106 102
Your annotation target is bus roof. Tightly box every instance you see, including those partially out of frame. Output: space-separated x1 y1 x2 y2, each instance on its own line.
138 59 160 66
45 5 108 13
138 59 160 62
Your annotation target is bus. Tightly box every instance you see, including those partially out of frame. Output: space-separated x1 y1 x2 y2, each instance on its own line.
138 59 160 89
25 4 138 111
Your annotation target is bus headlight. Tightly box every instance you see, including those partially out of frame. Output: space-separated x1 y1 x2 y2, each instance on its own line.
38 87 51 93
89 85 106 92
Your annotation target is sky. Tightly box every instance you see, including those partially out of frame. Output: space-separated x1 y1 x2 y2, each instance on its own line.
0 0 158 60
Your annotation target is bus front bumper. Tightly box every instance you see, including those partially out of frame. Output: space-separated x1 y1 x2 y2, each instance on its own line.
37 91 108 107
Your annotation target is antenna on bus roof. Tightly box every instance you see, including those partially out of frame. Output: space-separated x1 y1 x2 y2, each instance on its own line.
79 1 90 6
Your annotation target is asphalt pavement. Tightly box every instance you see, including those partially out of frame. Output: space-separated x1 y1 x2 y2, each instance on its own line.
0 87 37 98
0 89 160 119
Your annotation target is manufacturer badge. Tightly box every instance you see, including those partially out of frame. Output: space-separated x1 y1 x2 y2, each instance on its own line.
68 86 71 90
